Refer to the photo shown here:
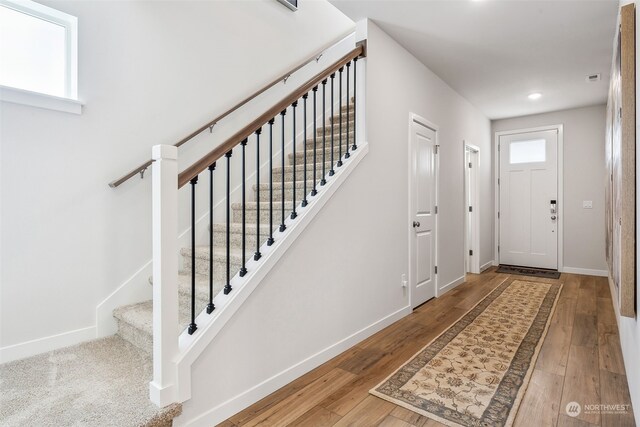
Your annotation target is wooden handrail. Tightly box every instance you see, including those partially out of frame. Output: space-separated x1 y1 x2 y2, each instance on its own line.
177 43 365 189
108 31 356 188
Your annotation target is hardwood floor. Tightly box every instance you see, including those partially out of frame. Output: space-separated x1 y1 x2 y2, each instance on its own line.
221 269 635 427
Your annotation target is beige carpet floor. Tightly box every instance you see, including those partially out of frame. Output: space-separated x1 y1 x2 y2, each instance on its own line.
0 336 180 426
371 279 562 427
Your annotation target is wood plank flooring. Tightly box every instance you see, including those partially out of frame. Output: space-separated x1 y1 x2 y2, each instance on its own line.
221 269 635 427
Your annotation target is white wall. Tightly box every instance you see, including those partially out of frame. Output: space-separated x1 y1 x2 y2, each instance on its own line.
178 20 492 425
615 1 640 425
492 104 608 274
0 0 355 358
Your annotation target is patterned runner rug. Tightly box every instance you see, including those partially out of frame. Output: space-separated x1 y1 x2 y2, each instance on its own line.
370 279 562 427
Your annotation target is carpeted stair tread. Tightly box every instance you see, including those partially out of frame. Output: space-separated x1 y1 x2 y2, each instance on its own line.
114 293 208 340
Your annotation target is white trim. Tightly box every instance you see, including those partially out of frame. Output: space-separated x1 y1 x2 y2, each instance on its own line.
494 124 564 271
0 0 78 100
408 113 439 308
439 275 465 294
173 143 370 402
481 260 494 272
562 267 608 277
464 142 480 274
0 325 96 364
0 85 83 114
174 304 411 427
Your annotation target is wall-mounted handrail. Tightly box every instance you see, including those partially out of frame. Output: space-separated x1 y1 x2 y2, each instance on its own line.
177 43 365 189
108 32 357 188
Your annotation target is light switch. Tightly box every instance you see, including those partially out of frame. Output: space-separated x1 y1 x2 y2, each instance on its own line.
583 200 593 209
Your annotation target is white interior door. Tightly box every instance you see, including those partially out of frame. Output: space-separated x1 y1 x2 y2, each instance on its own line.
499 130 558 269
410 118 437 307
465 145 479 274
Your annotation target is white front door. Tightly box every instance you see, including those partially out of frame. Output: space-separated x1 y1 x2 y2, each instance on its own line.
410 118 437 307
499 129 558 269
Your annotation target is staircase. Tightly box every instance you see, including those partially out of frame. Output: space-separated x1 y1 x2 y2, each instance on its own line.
113 106 356 354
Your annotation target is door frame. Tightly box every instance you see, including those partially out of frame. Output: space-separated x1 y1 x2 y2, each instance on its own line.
493 124 564 271
408 113 439 307
464 142 481 274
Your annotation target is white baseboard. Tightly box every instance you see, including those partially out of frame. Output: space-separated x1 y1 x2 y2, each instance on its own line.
0 325 96 364
481 261 494 272
175 305 412 427
562 267 608 277
438 275 465 296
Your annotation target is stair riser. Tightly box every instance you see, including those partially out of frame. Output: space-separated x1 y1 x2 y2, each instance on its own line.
234 206 304 225
329 111 355 123
289 148 354 163
318 118 355 131
211 229 273 250
178 282 218 307
182 255 243 277
276 169 328 183
294 141 351 155
272 161 333 180
296 137 353 150
254 185 317 203
116 319 152 355
316 126 355 138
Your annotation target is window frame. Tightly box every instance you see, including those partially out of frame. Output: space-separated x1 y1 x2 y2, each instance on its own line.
0 0 81 113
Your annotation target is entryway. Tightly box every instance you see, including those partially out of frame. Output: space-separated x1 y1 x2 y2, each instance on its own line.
495 126 562 270
409 114 438 308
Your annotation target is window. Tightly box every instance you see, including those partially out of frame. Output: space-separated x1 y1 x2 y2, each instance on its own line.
0 0 79 112
509 139 546 164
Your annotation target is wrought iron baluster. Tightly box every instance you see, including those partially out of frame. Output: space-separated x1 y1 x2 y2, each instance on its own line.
280 109 287 232
254 129 262 260
291 101 298 219
338 67 344 167
224 150 233 295
267 119 275 246
353 57 358 151
239 139 248 277
311 86 318 196
206 163 216 314
188 177 198 334
345 61 351 159
330 73 335 176
302 93 309 207
321 79 327 186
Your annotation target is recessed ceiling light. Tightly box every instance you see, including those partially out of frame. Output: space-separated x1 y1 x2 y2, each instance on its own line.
528 92 542 100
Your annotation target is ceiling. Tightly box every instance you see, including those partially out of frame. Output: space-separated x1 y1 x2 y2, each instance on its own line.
330 0 619 120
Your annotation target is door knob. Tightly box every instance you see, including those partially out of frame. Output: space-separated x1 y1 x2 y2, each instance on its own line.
413 221 420 228
551 215 557 221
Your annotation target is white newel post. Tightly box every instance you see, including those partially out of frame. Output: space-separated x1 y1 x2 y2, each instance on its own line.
149 145 180 407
